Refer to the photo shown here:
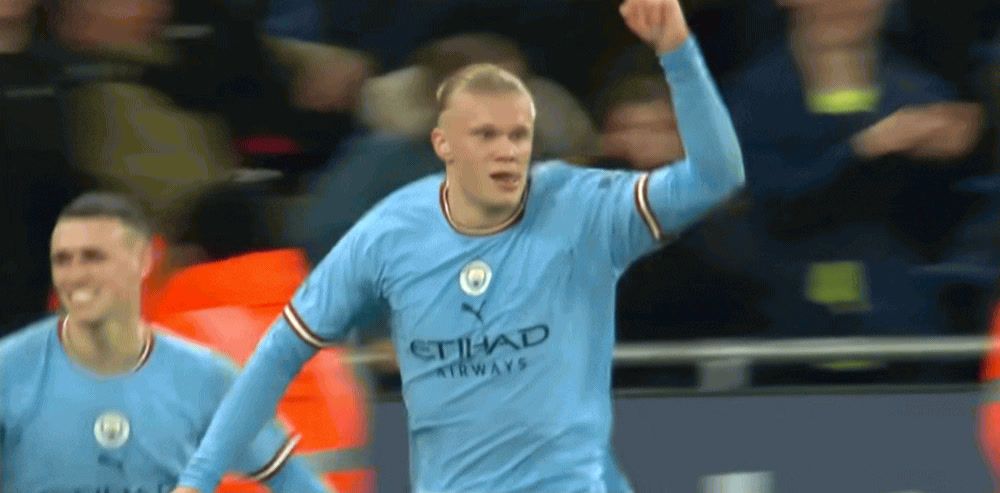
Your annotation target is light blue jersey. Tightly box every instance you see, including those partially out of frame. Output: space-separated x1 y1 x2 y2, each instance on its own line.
0 316 328 493
182 36 744 493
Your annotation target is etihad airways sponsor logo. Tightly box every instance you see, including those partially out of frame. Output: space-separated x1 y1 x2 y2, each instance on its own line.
409 324 550 379
409 324 549 361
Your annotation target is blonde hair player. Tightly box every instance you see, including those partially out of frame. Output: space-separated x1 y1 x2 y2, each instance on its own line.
175 0 745 491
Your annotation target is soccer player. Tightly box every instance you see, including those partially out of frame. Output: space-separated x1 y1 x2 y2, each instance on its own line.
0 192 330 492
176 0 745 491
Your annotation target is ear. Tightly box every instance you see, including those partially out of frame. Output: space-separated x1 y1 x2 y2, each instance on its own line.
138 240 154 281
431 127 452 164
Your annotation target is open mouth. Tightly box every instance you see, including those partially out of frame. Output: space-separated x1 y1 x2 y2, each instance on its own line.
67 288 97 306
489 172 522 189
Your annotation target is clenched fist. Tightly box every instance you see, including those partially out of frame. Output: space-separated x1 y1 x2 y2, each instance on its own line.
619 0 691 55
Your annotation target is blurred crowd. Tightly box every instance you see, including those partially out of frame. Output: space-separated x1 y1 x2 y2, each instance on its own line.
1 0 997 389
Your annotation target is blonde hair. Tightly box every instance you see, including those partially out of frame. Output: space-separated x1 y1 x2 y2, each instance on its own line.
435 63 534 117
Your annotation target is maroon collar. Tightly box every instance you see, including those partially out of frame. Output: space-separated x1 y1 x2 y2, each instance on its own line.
58 317 155 373
438 180 528 236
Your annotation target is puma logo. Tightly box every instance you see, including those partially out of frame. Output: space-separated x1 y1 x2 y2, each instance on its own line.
98 452 125 474
461 302 485 324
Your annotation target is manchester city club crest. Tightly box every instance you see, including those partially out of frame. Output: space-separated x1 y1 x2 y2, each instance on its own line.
94 411 130 449
459 260 492 296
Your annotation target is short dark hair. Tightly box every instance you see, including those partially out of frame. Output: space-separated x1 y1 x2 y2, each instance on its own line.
58 192 153 239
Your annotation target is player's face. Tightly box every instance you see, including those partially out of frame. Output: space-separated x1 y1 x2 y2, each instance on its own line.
50 218 150 326
434 90 535 215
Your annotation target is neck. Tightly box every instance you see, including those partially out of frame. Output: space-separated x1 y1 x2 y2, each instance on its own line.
0 17 34 54
797 45 878 93
445 182 522 233
64 314 148 375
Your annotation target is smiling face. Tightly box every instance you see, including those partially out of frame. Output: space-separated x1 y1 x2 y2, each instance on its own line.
50 217 150 326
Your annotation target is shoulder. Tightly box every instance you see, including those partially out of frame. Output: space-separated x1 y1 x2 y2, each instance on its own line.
343 172 445 248
374 172 444 217
150 331 238 384
531 160 636 196
0 316 59 370
148 331 244 416
0 317 59 404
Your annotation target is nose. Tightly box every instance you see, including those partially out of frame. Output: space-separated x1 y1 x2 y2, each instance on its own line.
54 258 89 286
495 137 519 161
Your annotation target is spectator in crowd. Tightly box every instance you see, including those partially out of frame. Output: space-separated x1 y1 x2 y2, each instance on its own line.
715 0 990 384
718 2 989 340
53 0 372 238
594 75 684 170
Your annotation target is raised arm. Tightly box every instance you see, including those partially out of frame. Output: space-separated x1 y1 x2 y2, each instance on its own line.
624 0 744 224
607 0 745 269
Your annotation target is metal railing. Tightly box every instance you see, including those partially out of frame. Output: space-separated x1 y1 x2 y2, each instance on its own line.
612 336 990 366
354 335 991 392
353 336 990 366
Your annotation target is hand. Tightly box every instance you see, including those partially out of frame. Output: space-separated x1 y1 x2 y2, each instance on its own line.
852 103 985 161
170 488 200 493
619 0 690 55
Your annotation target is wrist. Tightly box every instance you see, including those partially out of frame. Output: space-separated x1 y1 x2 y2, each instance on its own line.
655 27 690 55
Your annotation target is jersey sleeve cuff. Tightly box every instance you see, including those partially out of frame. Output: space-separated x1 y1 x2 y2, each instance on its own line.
657 36 702 76
283 304 336 349
247 434 302 483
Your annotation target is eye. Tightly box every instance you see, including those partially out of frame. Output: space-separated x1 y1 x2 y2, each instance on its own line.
474 128 498 140
511 129 530 141
82 249 107 263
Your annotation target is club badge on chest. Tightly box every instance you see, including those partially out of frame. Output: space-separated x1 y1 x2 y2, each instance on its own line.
460 260 492 296
94 410 131 449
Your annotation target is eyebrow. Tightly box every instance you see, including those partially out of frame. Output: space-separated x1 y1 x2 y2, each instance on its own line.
470 124 530 133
